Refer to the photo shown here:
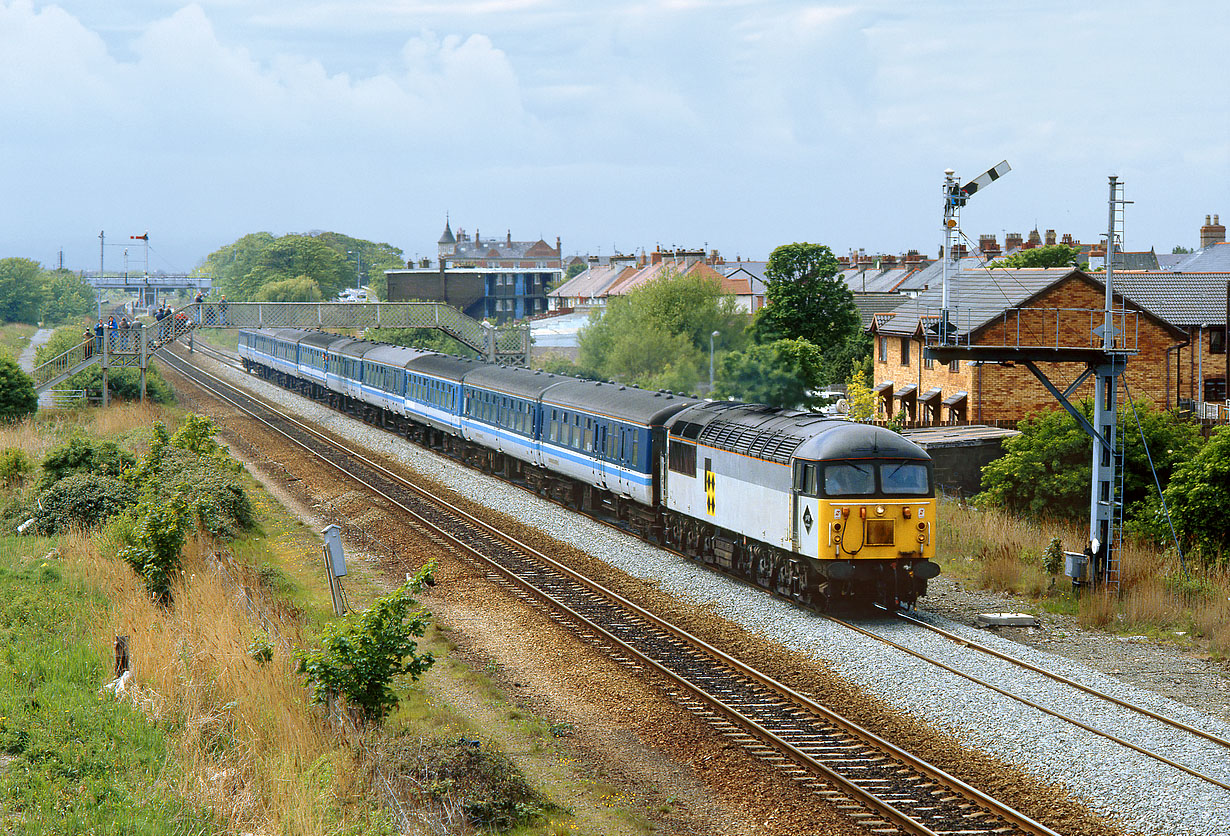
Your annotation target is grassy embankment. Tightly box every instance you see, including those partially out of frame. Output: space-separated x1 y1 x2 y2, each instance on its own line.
0 403 654 835
937 498 1230 656
0 323 38 361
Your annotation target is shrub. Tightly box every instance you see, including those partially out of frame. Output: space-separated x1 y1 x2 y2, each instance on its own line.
121 491 191 603
0 448 33 486
1160 426 1230 565
40 434 135 488
0 354 37 423
297 563 436 722
34 472 135 534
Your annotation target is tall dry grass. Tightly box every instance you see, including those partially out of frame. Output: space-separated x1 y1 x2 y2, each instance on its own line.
942 498 1230 654
61 529 357 836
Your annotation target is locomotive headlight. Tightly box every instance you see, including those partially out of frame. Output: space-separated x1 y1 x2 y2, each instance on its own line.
902 507 912 519
875 505 885 516
917 533 926 543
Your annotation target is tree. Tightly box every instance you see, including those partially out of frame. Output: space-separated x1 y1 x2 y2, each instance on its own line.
1159 427 1230 564
990 244 1080 269
0 258 48 324
251 275 323 302
1171 245 1193 255
199 232 277 298
366 327 480 358
296 563 437 722
713 338 824 408
40 269 96 324
0 355 37 422
312 232 405 301
751 243 859 356
976 400 1201 522
576 269 749 391
844 368 875 421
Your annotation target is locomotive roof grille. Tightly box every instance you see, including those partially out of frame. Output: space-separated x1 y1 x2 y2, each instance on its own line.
696 422 808 464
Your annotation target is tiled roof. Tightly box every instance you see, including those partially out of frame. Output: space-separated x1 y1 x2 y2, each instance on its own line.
605 260 726 297
853 292 911 328
1168 242 1230 272
548 264 633 300
1111 271 1230 325
870 267 1087 336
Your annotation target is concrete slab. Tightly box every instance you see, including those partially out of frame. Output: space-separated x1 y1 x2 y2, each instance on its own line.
974 612 1040 628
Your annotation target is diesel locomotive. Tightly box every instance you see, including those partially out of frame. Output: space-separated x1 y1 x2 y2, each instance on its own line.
238 327 940 609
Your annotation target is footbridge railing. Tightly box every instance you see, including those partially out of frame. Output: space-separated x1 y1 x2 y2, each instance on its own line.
31 301 531 397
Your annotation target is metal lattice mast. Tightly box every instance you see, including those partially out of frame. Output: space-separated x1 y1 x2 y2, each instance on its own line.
1089 176 1131 592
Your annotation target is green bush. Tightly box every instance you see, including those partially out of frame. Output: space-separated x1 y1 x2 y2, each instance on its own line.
1159 426 1230 565
121 492 191 603
35 473 135 534
40 435 135 488
0 354 37 423
297 563 436 721
0 448 33 486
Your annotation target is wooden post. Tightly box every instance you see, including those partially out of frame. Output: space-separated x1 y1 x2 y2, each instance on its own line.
114 635 130 677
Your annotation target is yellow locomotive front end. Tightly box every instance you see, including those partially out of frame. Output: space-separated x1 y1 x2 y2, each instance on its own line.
792 452 940 608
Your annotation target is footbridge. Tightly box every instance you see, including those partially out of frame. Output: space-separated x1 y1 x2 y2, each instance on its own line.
31 301 531 405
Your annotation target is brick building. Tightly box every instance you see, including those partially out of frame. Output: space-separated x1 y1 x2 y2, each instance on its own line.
869 268 1187 424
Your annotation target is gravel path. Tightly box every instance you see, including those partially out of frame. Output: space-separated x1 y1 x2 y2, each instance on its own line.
200 351 1230 836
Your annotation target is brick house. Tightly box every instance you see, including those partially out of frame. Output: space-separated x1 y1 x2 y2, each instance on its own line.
1112 271 1229 405
868 268 1187 424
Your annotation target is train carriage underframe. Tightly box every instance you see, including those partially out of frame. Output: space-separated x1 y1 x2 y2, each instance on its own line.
242 357 930 611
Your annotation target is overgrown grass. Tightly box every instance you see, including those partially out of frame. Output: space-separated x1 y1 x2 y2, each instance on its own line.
0 534 216 834
0 323 37 361
939 497 1230 656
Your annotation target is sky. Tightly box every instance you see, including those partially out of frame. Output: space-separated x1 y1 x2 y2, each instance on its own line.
1 0 1227 275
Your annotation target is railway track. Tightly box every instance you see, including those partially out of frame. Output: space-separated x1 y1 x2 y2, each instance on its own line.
162 350 1062 836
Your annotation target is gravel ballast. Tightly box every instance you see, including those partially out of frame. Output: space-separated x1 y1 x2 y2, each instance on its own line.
202 352 1230 836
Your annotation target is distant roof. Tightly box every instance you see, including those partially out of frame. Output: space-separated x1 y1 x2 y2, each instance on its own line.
549 264 635 300
438 219 456 245
1168 241 1230 272
1111 271 1230 325
852 293 910 328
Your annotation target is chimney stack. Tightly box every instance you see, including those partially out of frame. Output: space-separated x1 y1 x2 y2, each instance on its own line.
1045 229 1057 246
1005 232 1023 251
1200 213 1226 248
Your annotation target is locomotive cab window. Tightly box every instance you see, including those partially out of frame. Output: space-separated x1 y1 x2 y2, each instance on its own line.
880 462 930 495
792 462 819 495
823 463 876 496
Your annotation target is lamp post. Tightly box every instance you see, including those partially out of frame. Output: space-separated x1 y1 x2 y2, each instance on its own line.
709 330 720 393
347 250 363 292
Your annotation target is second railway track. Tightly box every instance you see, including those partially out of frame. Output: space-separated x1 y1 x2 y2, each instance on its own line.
161 348 1066 836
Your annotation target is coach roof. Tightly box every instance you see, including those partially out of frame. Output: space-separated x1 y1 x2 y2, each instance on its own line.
462 364 568 400
543 380 699 425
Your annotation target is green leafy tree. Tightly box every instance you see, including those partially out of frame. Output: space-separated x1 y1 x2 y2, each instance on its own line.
199 232 276 298
251 275 323 302
296 563 437 722
819 330 873 388
366 327 481 358
0 258 48 324
40 269 96 325
564 261 587 281
990 244 1080 269
751 243 859 357
0 355 37 422
976 400 1201 521
312 232 405 301
240 235 351 301
577 270 748 391
1171 245 1193 255
122 491 191 603
1154 427 1230 564
713 338 824 408
844 368 875 421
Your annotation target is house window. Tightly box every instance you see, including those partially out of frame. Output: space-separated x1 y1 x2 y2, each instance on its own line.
1211 327 1226 355
900 337 910 366
878 337 888 363
948 359 960 373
